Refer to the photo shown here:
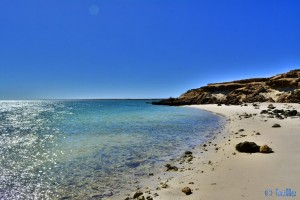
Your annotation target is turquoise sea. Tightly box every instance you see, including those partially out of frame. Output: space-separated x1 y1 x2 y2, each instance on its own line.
0 100 223 199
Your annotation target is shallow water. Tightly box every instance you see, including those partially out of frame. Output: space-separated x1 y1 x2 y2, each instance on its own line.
0 100 223 199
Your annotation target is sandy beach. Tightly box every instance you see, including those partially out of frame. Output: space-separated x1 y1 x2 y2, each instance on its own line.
128 103 300 200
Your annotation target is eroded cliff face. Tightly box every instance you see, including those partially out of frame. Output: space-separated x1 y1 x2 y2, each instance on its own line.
153 69 300 105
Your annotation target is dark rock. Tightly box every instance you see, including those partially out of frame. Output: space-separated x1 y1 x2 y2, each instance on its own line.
273 109 284 114
235 141 260 153
285 110 298 116
184 151 193 155
165 164 178 171
272 123 281 128
60 197 72 200
182 187 192 195
133 191 143 199
260 110 268 114
146 196 153 200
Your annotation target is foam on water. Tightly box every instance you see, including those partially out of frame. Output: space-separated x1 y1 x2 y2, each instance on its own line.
0 100 223 199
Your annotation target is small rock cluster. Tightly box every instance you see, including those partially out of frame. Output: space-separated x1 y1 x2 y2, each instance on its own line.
235 141 273 153
260 104 299 119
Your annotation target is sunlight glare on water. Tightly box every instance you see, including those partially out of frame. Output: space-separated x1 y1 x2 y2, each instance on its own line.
0 100 223 199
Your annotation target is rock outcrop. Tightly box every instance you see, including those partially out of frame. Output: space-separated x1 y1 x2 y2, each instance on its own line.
153 69 300 105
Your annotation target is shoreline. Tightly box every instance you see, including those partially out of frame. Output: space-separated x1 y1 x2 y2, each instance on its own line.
124 103 300 200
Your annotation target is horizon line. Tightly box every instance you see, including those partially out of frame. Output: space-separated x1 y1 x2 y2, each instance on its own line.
0 98 166 101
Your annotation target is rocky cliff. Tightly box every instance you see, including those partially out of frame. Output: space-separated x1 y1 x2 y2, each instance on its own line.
153 69 300 105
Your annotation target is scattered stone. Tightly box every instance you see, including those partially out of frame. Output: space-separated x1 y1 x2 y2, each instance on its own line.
146 196 153 200
160 182 169 188
260 110 268 114
272 123 281 128
259 145 273 153
235 141 260 153
148 173 154 176
153 193 159 197
165 164 178 171
256 132 261 135
133 191 143 199
182 187 192 195
268 104 276 109
189 182 194 184
187 156 193 162
232 152 236 155
184 151 193 155
60 197 72 200
137 196 145 200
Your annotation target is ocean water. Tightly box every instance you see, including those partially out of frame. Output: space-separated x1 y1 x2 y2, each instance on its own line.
0 100 223 199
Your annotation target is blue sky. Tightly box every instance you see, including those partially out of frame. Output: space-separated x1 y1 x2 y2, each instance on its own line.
0 0 299 99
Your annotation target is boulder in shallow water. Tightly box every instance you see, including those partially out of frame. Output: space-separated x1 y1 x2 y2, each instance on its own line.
235 141 260 153
259 145 273 153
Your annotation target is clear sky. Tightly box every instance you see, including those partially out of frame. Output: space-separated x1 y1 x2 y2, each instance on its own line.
0 0 299 99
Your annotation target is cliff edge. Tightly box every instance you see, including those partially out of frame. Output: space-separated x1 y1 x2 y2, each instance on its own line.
153 69 300 105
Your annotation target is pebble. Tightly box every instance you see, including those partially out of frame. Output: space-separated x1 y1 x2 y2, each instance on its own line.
272 123 281 128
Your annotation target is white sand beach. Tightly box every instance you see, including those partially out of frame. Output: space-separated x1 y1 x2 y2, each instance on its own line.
129 103 300 200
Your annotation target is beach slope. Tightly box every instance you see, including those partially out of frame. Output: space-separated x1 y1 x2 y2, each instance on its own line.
135 103 300 200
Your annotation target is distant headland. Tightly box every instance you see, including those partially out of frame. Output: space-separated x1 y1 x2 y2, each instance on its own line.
153 69 300 105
